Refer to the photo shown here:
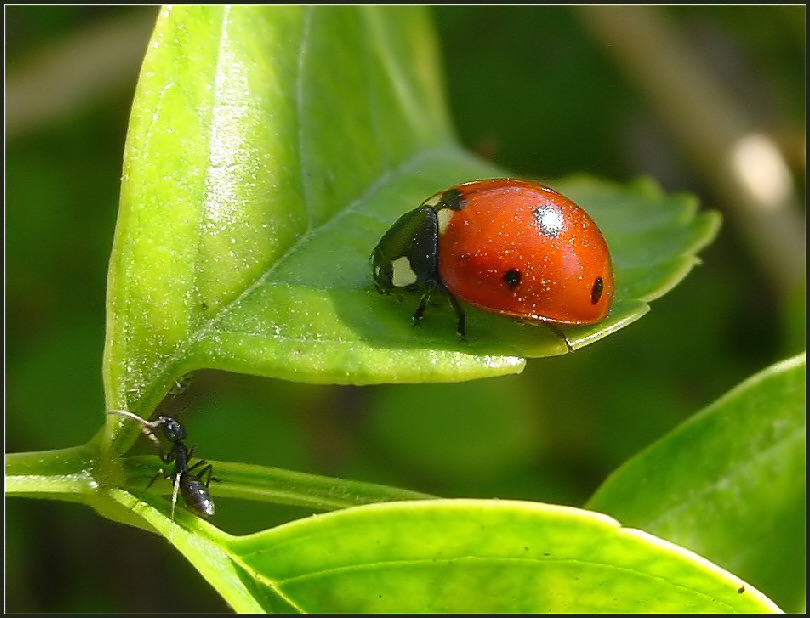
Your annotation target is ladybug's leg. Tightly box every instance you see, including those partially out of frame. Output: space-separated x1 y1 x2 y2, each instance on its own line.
412 284 434 327
545 322 573 353
445 291 466 340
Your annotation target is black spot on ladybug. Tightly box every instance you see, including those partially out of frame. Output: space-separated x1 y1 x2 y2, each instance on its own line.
442 188 466 211
591 276 604 305
532 204 564 238
504 269 522 288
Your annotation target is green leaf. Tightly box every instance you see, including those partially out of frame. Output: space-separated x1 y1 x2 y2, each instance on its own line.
104 5 720 418
7 450 784 612
587 353 806 613
217 499 780 613
102 489 275 613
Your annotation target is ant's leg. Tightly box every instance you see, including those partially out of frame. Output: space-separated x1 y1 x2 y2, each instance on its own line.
131 466 169 514
202 464 220 485
184 446 218 482
143 465 180 521
187 459 218 486
187 458 204 473
158 449 182 521
143 457 180 520
186 452 209 482
171 472 182 521
145 466 169 490
198 463 215 486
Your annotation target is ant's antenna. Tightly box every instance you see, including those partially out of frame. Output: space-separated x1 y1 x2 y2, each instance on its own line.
107 409 163 448
107 409 174 514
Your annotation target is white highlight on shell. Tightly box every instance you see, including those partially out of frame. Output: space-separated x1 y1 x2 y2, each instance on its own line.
533 204 565 238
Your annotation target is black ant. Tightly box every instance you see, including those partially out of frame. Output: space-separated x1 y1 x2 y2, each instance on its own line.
107 409 218 520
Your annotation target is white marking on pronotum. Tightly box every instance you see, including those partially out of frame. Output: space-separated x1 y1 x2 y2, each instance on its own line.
422 192 443 209
437 208 453 235
391 256 418 287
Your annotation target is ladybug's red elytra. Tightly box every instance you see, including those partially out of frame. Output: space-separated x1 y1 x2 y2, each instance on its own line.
370 179 614 348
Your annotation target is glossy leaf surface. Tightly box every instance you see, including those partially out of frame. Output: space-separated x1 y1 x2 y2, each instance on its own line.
104 5 720 417
218 500 780 613
588 353 806 612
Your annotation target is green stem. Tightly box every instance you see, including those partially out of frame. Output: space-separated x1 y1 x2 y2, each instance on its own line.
7 439 434 524
6 444 103 501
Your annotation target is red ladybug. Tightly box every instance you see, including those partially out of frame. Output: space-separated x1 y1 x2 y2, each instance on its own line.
371 179 614 346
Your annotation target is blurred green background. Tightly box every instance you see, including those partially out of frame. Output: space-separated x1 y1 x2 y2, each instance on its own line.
6 6 805 612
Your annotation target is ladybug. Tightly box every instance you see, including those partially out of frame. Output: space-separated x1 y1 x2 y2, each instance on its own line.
370 179 614 348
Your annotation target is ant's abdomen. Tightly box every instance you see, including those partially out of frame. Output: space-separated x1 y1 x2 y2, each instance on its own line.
182 476 215 518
